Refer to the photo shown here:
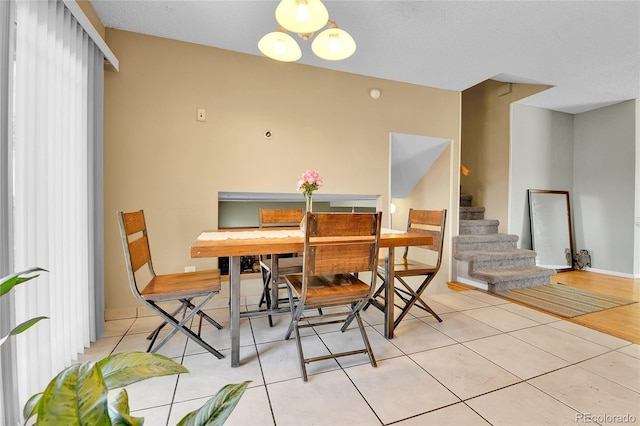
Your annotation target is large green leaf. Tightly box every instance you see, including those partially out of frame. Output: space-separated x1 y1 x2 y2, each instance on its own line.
11 315 48 335
1 315 48 347
0 268 49 347
36 362 111 425
23 392 43 422
107 389 144 426
176 381 250 426
98 351 188 390
0 267 47 296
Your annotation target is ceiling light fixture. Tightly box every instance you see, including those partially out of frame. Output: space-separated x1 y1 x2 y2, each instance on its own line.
258 27 302 62
259 0 356 62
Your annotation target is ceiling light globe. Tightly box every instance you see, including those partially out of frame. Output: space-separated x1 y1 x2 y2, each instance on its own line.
296 3 309 22
258 31 302 62
311 27 356 60
328 35 340 52
276 0 328 34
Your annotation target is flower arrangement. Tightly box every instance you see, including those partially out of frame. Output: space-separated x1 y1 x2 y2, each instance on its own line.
297 169 322 213
297 169 323 196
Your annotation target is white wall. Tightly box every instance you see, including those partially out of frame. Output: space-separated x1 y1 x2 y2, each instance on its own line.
574 101 636 276
510 104 574 250
635 99 640 277
510 100 637 277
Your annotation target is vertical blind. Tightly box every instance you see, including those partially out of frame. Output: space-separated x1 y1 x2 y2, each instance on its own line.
0 0 15 422
3 0 104 419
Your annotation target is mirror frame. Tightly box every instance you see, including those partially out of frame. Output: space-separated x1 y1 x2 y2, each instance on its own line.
527 189 575 272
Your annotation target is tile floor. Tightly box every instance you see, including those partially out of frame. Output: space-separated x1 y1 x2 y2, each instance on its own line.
81 290 640 425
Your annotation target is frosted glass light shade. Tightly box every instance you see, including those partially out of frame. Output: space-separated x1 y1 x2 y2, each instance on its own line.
275 0 328 34
311 26 356 60
258 30 302 62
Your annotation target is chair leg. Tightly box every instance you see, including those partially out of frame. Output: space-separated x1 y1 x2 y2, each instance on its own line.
393 275 442 328
182 299 224 330
145 299 194 349
285 288 303 340
147 301 191 340
354 310 377 368
259 268 271 308
146 295 224 359
292 317 308 382
363 272 386 312
260 267 279 327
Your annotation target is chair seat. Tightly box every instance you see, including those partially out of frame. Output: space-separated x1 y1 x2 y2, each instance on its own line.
286 273 371 305
378 258 437 276
141 269 221 302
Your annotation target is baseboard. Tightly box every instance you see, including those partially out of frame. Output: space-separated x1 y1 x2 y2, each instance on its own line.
104 307 137 321
455 276 489 291
579 267 636 279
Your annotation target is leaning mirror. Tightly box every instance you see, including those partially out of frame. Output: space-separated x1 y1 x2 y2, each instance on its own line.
528 189 574 271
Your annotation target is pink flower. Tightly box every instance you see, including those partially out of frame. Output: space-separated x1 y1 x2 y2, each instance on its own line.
297 170 323 195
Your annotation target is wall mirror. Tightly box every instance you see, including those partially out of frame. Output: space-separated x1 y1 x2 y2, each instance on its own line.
528 189 574 271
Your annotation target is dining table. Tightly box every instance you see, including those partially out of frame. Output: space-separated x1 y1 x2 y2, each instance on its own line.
191 227 433 367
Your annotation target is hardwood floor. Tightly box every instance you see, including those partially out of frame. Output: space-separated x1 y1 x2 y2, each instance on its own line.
450 271 640 344
553 270 639 344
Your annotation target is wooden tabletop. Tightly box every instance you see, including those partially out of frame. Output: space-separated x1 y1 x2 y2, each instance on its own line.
191 229 433 258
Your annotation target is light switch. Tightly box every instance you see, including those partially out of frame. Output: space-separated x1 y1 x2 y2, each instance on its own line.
196 108 206 122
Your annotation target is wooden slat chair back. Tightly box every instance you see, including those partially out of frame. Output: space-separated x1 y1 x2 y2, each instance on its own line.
259 208 304 228
366 208 447 329
257 208 305 326
284 212 382 381
404 209 445 256
118 210 224 358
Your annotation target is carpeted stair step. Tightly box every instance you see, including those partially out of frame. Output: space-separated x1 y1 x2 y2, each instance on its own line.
453 234 519 253
460 194 473 207
459 219 499 235
456 249 537 271
470 266 555 292
460 206 485 220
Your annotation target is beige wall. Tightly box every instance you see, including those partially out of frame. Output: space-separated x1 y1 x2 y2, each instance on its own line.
394 139 460 295
103 29 461 313
461 80 548 232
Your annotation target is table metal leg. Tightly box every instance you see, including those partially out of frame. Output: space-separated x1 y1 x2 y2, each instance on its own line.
384 247 395 339
230 256 241 367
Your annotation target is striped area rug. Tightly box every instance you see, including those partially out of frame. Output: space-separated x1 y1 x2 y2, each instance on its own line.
495 283 637 318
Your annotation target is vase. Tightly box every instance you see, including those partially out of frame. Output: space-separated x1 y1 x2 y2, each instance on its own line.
305 193 313 213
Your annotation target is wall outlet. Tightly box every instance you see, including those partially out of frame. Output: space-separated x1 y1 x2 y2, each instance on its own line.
196 108 206 122
184 266 196 272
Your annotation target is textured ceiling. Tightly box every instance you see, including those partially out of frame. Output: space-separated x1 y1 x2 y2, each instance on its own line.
90 1 639 114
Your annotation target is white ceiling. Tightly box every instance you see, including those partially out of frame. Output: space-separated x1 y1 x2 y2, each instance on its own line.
90 1 639 115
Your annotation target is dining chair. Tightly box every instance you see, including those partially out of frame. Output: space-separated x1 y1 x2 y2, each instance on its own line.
258 208 304 326
283 212 382 381
366 208 447 329
118 210 224 358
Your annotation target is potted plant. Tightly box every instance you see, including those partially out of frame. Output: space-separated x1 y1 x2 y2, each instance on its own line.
0 267 48 347
2 269 248 425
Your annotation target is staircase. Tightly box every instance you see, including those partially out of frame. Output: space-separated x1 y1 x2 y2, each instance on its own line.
453 194 555 292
